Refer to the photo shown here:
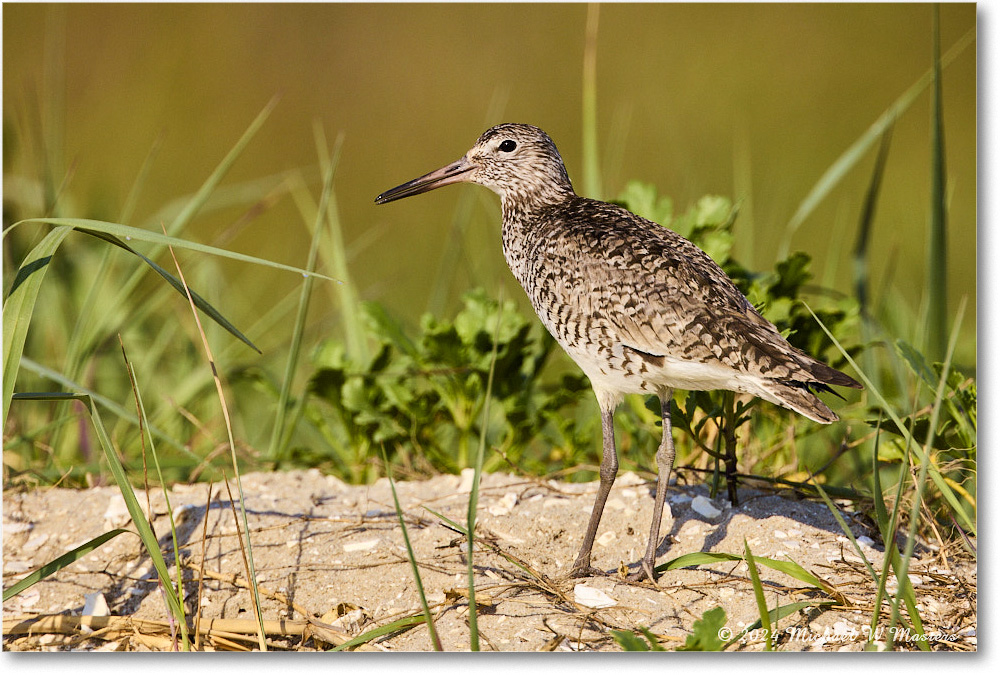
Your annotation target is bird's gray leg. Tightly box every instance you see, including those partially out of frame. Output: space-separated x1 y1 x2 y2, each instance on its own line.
570 405 618 578
629 390 676 582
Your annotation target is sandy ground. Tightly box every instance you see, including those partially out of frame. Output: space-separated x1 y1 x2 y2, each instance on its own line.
2 469 976 652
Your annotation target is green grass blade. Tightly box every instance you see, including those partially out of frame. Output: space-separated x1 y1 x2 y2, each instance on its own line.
140 169 310 236
166 95 280 237
312 123 367 361
6 218 338 282
382 448 443 651
61 131 164 387
330 614 428 651
2 221 260 439
873 418 921 646
2 528 132 602
870 417 890 536
3 226 74 423
885 550 929 651
755 558 837 596
581 2 602 200
120 336 186 616
268 137 340 460
50 97 287 370
809 471 906 644
926 4 949 361
743 540 773 650
80 226 260 353
657 550 838 597
422 507 468 536
889 297 965 649
4 215 343 379
853 123 893 386
811 478 880 586
463 289 503 651
867 420 894 647
120 131 164 225
658 551 744 571
163 240 265 650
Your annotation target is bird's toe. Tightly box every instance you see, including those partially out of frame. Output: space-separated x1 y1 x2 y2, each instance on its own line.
568 563 606 579
625 560 659 584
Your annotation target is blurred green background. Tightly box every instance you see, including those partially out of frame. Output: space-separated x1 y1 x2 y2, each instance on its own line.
4 3 976 363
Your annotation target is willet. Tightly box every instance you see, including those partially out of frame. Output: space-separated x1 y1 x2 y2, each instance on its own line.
375 123 861 581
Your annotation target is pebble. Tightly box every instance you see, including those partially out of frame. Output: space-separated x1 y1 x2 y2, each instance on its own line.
343 538 380 553
457 468 476 493
93 640 121 652
103 495 131 527
3 521 33 535
5 560 32 573
616 472 645 487
172 503 198 523
23 533 49 551
488 492 518 516
83 592 110 617
16 588 40 608
691 495 722 519
573 584 617 609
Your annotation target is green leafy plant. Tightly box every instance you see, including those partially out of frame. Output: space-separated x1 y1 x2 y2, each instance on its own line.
611 626 666 652
677 607 728 652
305 289 594 482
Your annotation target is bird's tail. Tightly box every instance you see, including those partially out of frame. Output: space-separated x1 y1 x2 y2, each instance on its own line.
750 340 862 423
755 380 840 424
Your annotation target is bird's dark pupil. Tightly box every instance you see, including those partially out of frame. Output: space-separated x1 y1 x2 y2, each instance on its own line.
499 140 517 152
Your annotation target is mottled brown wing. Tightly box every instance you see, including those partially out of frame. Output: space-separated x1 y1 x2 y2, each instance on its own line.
537 199 856 388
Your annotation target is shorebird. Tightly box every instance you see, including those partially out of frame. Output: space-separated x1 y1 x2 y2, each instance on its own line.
375 123 861 582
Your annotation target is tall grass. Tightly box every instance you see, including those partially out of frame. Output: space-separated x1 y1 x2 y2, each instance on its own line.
581 2 602 200
926 5 950 361
3 96 339 484
266 129 343 462
2 99 340 651
779 25 974 261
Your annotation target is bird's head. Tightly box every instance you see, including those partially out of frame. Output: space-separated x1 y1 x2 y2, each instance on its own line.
375 123 575 209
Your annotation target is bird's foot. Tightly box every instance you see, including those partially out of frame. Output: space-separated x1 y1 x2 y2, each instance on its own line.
569 561 605 579
624 559 659 585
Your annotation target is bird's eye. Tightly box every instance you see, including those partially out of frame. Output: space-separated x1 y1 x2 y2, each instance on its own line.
498 139 517 152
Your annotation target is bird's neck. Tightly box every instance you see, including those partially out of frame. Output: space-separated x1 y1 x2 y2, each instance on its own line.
500 189 577 287
499 184 575 222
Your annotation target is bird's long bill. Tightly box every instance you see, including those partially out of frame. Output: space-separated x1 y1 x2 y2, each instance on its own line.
374 156 474 204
